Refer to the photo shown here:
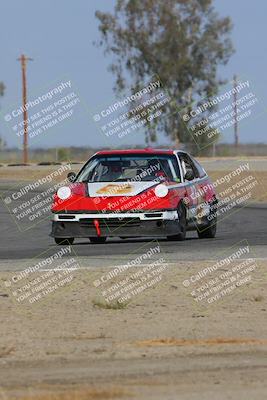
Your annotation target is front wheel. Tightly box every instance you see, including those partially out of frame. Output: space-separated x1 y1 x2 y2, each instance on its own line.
197 220 217 239
89 237 107 244
197 200 217 239
167 203 186 241
54 237 74 245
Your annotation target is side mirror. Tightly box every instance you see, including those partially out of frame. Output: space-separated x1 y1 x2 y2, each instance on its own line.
67 172 76 182
184 170 194 181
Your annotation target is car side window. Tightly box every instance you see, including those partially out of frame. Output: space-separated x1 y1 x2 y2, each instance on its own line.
178 153 199 180
191 157 207 178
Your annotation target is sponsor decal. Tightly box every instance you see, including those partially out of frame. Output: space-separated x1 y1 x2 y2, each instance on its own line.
96 183 133 195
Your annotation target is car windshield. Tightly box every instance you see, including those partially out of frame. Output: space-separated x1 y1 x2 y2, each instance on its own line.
76 155 181 183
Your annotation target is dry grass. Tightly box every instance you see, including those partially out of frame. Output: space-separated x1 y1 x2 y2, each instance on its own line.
0 165 80 183
0 346 14 357
135 337 267 347
208 170 267 203
92 299 128 310
18 387 130 400
253 295 264 302
55 333 110 340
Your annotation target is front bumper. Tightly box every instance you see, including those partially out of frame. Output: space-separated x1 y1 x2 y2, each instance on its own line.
50 211 180 238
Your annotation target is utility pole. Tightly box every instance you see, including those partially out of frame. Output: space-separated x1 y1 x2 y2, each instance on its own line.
233 74 239 150
17 54 33 164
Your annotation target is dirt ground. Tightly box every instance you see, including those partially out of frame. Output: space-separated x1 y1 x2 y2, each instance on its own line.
0 259 266 399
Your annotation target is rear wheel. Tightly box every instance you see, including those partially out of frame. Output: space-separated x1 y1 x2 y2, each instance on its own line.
54 237 74 245
89 237 107 244
167 203 186 241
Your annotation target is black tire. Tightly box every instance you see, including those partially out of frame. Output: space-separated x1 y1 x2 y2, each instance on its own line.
54 237 74 245
167 203 186 241
197 220 217 239
89 237 107 244
197 200 217 239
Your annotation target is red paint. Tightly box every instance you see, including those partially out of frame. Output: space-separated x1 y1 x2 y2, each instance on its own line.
51 184 185 213
96 148 174 156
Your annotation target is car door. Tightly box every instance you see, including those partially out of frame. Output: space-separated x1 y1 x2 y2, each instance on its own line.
177 152 200 222
190 155 217 217
187 154 216 225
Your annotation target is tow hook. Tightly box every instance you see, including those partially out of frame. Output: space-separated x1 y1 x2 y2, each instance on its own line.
93 219 101 237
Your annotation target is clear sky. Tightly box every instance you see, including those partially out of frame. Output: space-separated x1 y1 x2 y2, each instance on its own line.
0 0 266 149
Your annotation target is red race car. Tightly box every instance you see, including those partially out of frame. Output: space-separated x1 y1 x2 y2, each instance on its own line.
50 149 218 244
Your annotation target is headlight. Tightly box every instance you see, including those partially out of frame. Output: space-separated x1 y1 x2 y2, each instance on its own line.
57 186 72 200
154 184 169 198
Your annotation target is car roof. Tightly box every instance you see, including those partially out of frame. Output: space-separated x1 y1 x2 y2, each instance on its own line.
95 148 175 156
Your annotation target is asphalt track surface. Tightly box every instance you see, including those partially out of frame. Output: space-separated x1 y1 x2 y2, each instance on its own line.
0 182 267 268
